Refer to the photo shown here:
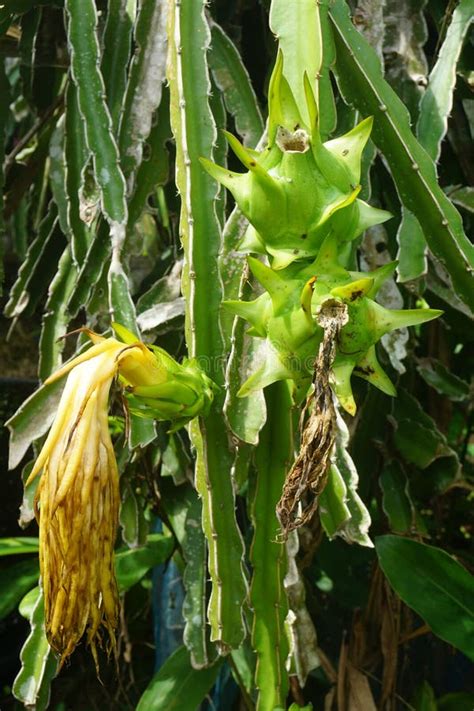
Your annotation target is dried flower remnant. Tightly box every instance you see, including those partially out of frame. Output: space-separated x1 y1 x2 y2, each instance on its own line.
27 325 217 667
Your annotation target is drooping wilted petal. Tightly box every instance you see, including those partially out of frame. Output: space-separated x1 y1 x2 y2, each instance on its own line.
33 350 122 666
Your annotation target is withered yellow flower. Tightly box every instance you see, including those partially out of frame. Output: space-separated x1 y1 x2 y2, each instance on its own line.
27 331 166 667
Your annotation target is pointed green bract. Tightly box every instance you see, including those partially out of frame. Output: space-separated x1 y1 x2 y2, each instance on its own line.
201 27 442 412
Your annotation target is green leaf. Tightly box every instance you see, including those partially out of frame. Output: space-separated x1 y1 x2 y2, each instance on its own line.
115 533 174 592
449 186 474 214
416 358 470 401
0 537 39 556
330 0 474 313
136 645 223 711
412 681 437 711
376 535 474 660
209 21 264 148
0 558 39 620
128 412 157 449
394 419 443 469
380 462 413 533
12 588 58 711
438 692 474 711
391 390 460 484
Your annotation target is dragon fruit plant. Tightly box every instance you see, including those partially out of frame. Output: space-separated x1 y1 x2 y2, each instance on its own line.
202 51 441 416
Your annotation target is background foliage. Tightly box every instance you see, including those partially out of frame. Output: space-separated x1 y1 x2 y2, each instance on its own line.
0 0 473 710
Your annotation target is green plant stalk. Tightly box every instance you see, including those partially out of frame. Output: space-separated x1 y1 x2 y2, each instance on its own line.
330 0 474 313
269 0 322 118
167 0 247 650
250 381 292 711
397 0 474 282
65 0 138 333
127 88 171 231
208 21 264 149
101 0 137 132
38 246 78 380
4 203 58 319
12 590 58 711
118 0 168 190
0 57 9 292
65 0 127 226
64 83 93 266
48 116 69 239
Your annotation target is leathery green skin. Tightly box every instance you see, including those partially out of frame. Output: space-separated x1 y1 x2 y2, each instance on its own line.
224 231 441 413
201 54 391 270
113 323 218 431
203 52 442 413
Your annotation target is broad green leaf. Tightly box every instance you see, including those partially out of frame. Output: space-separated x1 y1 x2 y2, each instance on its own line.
391 390 460 485
209 21 264 148
449 186 474 213
12 588 58 711
438 692 474 711
416 358 470 401
128 412 157 449
115 533 174 592
376 535 474 660
119 479 149 549
394 420 443 469
0 558 39 620
380 462 413 533
330 0 474 313
136 645 222 711
0 537 39 556
412 681 437 711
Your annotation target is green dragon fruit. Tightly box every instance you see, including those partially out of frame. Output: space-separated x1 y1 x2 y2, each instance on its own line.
224 232 441 413
202 51 441 413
